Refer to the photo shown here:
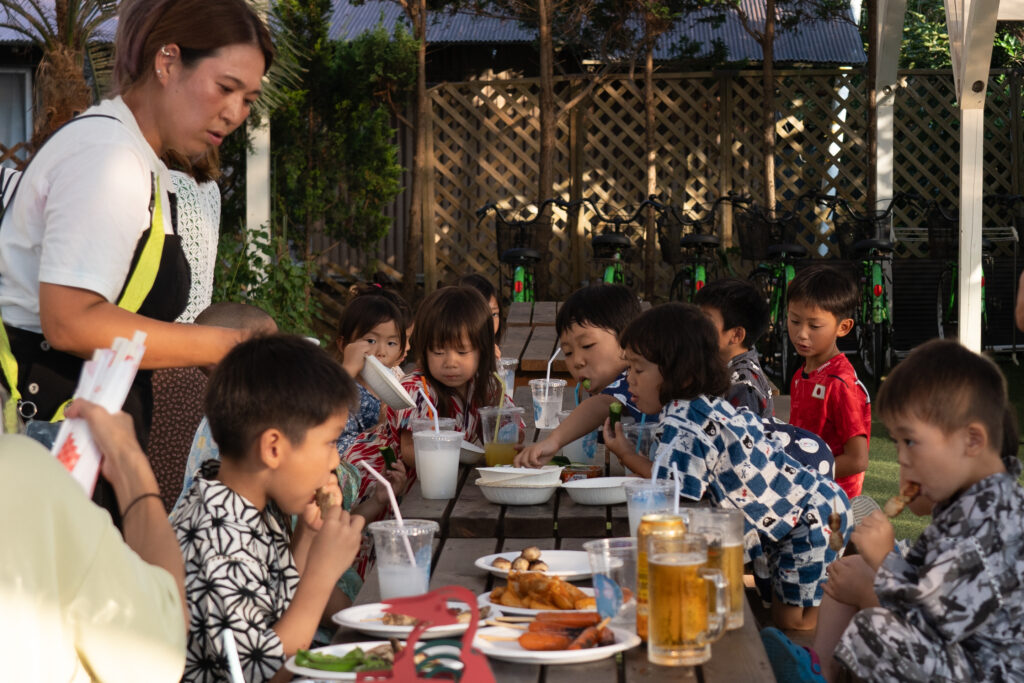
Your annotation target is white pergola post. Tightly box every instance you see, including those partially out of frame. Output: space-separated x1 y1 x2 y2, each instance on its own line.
945 0 1001 351
246 116 271 280
875 0 907 211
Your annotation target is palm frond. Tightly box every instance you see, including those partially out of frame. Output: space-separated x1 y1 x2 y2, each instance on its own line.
0 0 60 49
253 8 307 117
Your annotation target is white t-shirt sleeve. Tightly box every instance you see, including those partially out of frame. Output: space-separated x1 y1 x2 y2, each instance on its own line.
38 140 153 302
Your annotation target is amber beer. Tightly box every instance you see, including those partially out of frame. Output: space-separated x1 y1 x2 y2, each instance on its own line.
705 542 745 630
646 532 727 667
636 513 685 640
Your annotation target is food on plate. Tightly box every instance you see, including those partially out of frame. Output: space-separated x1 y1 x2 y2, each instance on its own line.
828 507 844 552
379 606 487 626
517 615 613 651
491 557 513 571
520 546 542 561
315 487 338 519
528 560 549 572
294 643 394 672
884 482 921 518
511 556 530 571
490 571 596 611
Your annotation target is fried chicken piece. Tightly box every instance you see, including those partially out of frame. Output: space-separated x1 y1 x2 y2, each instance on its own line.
884 482 921 518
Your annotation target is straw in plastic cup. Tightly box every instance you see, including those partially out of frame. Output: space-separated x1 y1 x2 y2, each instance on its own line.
358 461 415 564
417 388 440 432
412 429 462 499
623 479 677 537
623 421 659 461
479 406 525 466
529 378 566 429
583 537 638 630
545 348 561 387
368 519 439 600
558 409 598 465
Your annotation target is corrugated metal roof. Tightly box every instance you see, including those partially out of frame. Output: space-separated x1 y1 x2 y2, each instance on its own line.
328 0 865 65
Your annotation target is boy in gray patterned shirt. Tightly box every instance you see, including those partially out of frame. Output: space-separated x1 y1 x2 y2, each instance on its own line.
762 339 1024 683
695 278 774 418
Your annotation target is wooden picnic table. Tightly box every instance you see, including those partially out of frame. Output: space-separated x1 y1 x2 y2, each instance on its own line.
331 384 775 682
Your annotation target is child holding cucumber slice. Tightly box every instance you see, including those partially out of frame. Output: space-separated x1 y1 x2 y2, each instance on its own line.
515 284 656 468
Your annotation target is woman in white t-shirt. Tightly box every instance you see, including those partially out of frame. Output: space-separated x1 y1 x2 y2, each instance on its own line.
0 0 273 514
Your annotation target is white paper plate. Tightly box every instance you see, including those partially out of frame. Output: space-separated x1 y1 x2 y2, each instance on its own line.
359 355 415 409
561 476 633 505
460 440 485 465
474 550 592 580
476 465 563 485
284 641 391 680
477 587 596 616
473 625 640 664
331 601 495 639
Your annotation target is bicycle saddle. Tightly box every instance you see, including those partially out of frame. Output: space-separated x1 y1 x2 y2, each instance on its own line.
680 233 721 248
500 247 541 264
982 237 996 252
767 243 807 258
592 232 632 248
851 238 894 257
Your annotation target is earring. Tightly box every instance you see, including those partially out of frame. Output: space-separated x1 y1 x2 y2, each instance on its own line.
160 45 172 57
156 69 163 77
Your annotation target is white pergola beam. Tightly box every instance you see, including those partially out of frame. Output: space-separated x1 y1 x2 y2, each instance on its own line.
875 0 907 209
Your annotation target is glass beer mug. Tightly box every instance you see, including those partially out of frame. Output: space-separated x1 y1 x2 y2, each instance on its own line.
645 531 728 666
687 507 746 630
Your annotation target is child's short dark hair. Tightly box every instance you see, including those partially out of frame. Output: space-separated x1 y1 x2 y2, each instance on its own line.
877 339 1019 464
619 303 730 403
333 295 406 363
350 283 412 330
205 334 357 459
459 273 505 342
787 264 859 322
556 284 642 337
693 278 769 348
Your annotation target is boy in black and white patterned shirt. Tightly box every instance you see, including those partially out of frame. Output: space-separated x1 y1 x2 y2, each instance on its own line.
695 278 774 418
762 340 1024 683
171 336 365 683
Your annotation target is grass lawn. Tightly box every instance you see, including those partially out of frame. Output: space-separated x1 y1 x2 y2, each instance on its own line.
861 355 1024 543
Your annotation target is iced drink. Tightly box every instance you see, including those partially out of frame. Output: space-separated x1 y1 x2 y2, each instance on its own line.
369 519 438 600
480 405 525 467
529 378 566 429
624 479 677 537
412 430 462 499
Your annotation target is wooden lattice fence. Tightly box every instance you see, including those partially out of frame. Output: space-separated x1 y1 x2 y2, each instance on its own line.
316 68 1024 300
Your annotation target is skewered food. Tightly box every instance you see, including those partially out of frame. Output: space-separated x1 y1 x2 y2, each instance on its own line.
884 482 921 518
315 487 338 519
516 614 613 651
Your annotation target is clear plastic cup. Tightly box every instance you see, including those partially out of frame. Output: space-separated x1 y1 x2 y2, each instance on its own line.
498 358 518 396
623 421 660 461
584 537 638 631
368 519 438 599
411 429 462 499
624 479 677 537
409 417 456 434
558 409 598 465
479 406 525 466
688 507 746 630
529 378 566 429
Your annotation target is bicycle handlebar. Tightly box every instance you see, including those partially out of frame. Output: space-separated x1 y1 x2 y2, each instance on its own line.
571 195 666 231
475 197 572 225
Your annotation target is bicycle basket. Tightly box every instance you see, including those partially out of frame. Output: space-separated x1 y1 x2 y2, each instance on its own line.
734 205 799 260
926 205 958 260
492 210 535 256
656 209 714 265
835 211 889 260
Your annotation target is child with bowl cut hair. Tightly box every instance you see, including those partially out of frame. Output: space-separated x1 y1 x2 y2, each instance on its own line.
762 339 1024 682
787 264 870 499
608 303 852 631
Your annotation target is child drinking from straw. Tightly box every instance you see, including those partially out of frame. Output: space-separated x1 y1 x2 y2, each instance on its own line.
172 335 366 682
762 339 1024 682
385 286 515 470
608 303 851 631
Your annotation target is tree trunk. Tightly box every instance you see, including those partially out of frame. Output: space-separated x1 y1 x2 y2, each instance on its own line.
761 0 777 212
404 0 428 299
644 40 657 299
866 0 878 210
535 0 556 299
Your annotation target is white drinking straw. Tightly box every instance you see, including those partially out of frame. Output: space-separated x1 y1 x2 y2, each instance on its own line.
670 462 681 515
544 348 561 397
221 629 245 683
418 388 440 432
360 461 417 565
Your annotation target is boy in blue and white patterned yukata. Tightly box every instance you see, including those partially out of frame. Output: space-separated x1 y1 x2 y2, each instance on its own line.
606 302 851 632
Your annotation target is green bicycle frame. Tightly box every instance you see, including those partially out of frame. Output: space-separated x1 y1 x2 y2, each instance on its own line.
866 261 890 325
602 253 625 284
946 264 988 326
512 265 533 302
695 263 707 292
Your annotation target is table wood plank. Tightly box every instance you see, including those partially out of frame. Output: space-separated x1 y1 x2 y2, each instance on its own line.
531 301 557 325
623 647 699 681
555 490 610 538
448 472 502 538
507 301 533 326
502 494 556 538
520 325 559 372
429 537 496 597
500 325 533 369
699 598 776 682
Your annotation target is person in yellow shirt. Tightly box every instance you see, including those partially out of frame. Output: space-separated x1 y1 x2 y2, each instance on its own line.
0 400 187 682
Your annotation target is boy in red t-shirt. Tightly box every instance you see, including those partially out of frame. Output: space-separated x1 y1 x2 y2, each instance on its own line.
786 264 870 499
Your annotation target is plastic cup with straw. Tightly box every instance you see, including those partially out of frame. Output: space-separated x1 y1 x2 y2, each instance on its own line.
360 462 417 565
529 348 566 429
412 389 460 498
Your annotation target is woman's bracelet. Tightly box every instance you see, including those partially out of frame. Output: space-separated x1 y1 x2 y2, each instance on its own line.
121 492 162 519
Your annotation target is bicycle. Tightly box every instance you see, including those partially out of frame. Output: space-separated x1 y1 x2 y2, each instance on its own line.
932 195 1022 342
735 196 807 387
657 194 737 302
475 198 569 303
573 196 664 286
824 192 920 382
